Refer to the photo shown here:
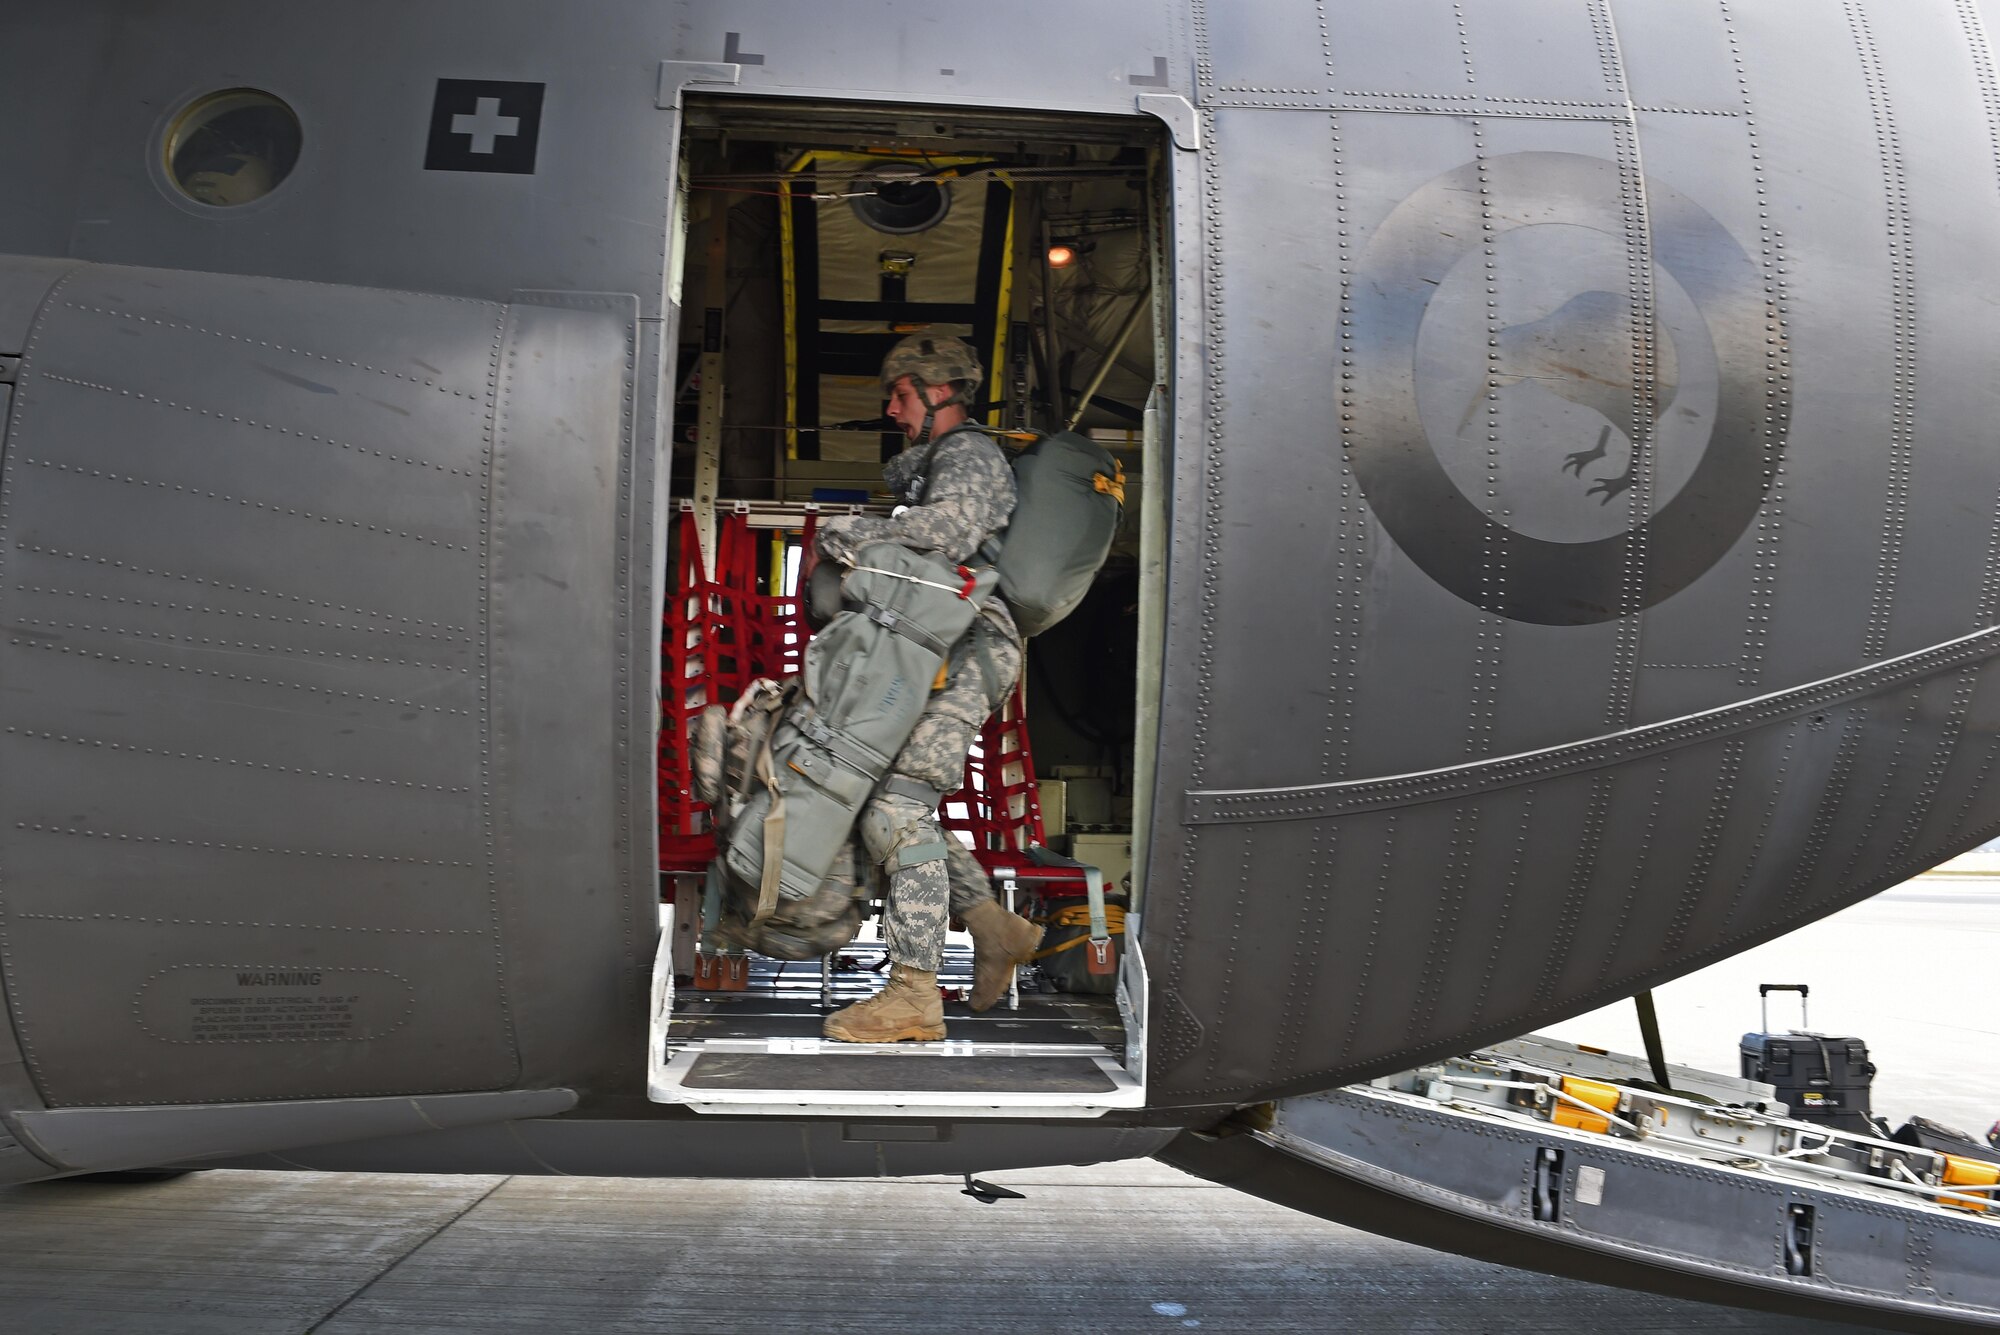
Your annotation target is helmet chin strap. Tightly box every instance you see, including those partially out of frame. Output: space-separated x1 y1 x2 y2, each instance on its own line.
912 379 953 448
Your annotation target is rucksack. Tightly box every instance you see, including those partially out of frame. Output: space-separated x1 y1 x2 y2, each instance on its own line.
695 681 873 961
920 428 1124 637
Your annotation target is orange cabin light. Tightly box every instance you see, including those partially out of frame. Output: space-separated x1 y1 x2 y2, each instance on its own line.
1046 243 1078 269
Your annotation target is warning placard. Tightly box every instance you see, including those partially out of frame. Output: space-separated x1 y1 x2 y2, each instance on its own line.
137 966 412 1044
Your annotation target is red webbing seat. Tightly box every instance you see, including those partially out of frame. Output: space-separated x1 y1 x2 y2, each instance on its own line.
941 684 1091 897
657 513 1075 892
657 509 815 873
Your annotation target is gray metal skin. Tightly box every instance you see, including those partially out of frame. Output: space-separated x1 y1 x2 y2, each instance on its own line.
5 0 2000 1322
1162 1093 2000 1334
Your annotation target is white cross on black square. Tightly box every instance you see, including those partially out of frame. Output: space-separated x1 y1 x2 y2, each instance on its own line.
425 79 544 174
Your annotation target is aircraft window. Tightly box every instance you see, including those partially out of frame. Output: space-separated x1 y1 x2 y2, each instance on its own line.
163 89 302 207
848 163 952 235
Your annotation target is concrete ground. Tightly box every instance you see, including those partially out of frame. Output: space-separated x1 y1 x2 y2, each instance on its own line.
1 877 1988 1334
0 1162 1857 1334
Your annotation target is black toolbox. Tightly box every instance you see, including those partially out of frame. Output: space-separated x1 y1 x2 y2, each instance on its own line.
1739 983 1879 1134
1892 1115 2000 1166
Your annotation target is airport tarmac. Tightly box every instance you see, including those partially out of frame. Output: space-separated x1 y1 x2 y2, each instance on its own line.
0 1162 1861 1334
1538 875 2000 1135
1 877 1991 1334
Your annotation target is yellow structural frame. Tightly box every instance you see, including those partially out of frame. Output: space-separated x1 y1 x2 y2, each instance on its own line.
777 149 1018 460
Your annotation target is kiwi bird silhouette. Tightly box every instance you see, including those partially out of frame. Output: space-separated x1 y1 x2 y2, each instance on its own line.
1457 289 1680 504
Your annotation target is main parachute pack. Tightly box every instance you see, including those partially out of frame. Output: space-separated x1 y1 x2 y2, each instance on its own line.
975 428 1126 638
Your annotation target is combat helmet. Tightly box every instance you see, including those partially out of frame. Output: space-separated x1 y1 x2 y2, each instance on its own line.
880 333 984 406
880 333 983 447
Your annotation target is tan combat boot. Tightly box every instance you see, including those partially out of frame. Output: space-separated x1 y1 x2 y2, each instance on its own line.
823 963 946 1043
961 899 1045 1013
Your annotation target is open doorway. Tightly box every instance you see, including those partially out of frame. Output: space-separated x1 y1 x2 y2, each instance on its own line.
651 97 1166 1115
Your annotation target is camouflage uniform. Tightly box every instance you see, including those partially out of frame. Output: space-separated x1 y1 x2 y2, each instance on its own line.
817 426 1022 972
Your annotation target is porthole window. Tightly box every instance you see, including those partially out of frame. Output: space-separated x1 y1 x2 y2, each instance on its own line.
164 89 302 207
848 163 952 235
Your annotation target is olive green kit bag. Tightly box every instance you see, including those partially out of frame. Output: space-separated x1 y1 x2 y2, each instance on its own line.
698 542 998 957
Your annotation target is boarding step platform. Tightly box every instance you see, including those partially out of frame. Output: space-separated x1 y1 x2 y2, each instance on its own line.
646 911 1147 1118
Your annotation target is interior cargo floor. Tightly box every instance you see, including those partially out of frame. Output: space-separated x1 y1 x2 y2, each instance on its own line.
669 944 1123 1047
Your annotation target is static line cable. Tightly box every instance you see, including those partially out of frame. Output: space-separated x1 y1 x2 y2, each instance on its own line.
846 565 982 600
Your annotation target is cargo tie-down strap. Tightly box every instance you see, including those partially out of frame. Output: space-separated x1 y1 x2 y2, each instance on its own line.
1030 902 1127 961
1024 848 1117 977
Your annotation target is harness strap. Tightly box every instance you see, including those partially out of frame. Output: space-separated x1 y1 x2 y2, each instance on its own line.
908 424 977 498
728 682 786 809
882 775 948 809
798 714 893 781
868 605 951 657
749 725 786 930
965 619 1005 701
893 839 952 870
699 860 728 950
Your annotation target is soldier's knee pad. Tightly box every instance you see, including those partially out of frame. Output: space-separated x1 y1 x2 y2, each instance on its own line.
860 796 949 872
857 799 904 865
860 794 928 862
